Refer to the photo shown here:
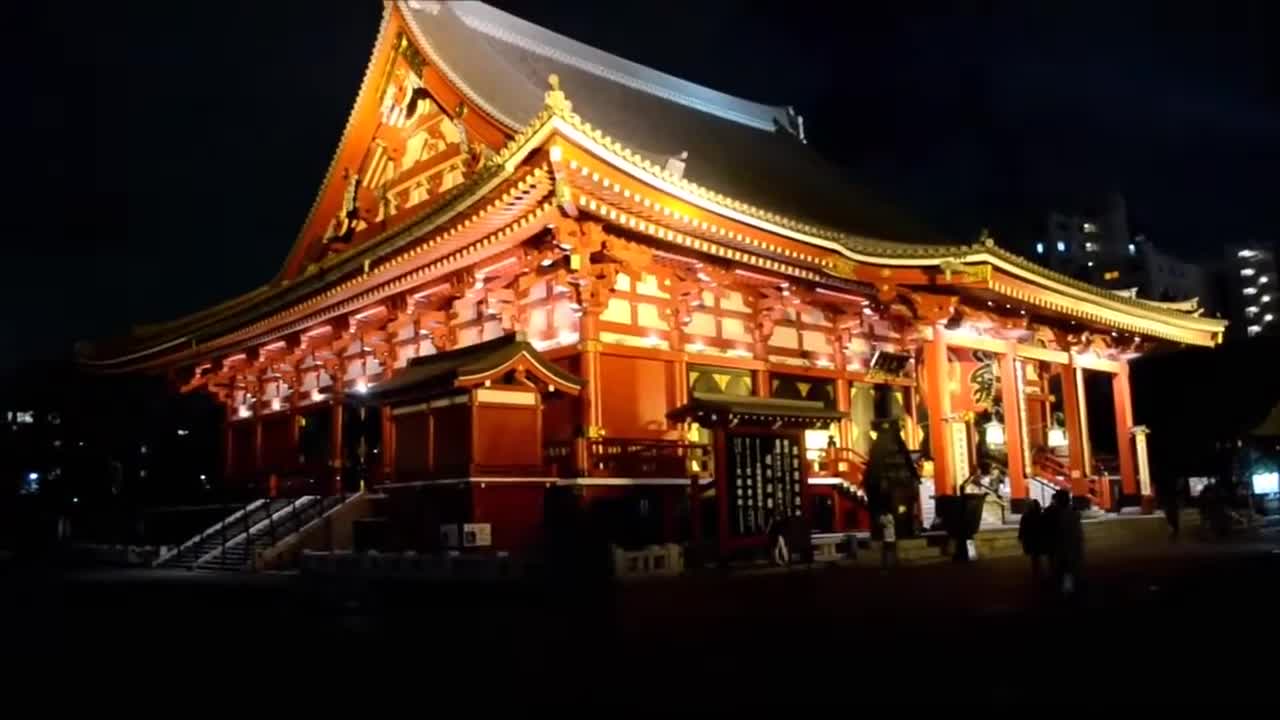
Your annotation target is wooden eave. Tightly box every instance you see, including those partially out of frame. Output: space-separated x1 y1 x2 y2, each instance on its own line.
537 107 1226 347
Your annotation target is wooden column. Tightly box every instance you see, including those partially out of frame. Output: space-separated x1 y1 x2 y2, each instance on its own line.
222 410 234 487
670 326 688 408
253 412 264 477
832 337 852 449
330 398 344 495
754 369 770 398
1112 366 1138 497
923 326 953 496
289 405 301 470
999 346 1028 499
380 405 394 486
579 311 603 435
1059 361 1088 496
835 376 852 449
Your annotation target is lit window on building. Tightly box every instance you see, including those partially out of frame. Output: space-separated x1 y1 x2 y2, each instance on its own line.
1084 241 1098 252
1263 295 1272 303
1246 306 1259 316
1103 271 1120 281
1266 314 1275 323
1261 276 1271 284
1087 260 1094 267
1035 242 1044 254
1056 241 1066 252
1241 268 1256 276
1082 222 1097 233
1128 243 1136 255
1243 287 1258 295
1238 249 1258 259
1247 325 1262 336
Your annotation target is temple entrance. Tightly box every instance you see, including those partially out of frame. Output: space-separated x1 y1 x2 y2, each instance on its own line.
1084 370 1120 505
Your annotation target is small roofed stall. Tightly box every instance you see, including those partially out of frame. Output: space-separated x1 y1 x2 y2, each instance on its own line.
668 393 847 562
363 334 582 552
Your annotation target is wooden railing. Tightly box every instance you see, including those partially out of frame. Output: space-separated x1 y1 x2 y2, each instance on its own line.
545 438 711 479
811 447 868 486
1033 449 1112 510
1032 450 1071 489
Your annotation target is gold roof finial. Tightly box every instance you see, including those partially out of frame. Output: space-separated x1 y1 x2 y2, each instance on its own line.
544 73 572 114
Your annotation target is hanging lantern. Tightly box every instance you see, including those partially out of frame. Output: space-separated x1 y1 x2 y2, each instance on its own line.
1047 426 1068 448
984 419 1006 448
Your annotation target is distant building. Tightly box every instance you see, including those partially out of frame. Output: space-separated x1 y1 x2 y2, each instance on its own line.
1137 239 1213 310
1034 193 1139 287
1221 243 1279 339
1029 194 1212 315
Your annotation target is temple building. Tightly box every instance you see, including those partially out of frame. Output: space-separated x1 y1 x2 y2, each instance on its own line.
79 2 1225 564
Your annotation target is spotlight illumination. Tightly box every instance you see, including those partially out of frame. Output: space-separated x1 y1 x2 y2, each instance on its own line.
1252 471 1279 495
354 379 369 395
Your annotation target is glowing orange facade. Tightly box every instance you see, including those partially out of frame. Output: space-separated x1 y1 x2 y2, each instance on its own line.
81 2 1224 554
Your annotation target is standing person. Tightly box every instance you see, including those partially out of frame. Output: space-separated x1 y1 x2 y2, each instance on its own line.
1052 490 1084 595
1018 499 1045 580
1041 491 1064 582
879 509 897 570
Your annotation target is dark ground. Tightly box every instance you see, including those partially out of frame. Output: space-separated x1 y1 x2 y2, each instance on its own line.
4 535 1277 703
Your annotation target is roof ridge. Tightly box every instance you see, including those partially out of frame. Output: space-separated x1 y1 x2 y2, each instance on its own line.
425 1 791 132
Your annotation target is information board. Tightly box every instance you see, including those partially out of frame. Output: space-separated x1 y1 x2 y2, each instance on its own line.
726 433 803 537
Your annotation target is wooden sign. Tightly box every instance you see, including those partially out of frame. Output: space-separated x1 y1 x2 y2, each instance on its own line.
726 432 803 538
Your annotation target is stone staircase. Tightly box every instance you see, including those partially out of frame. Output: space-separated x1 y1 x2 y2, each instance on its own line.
153 499 286 569
154 495 347 571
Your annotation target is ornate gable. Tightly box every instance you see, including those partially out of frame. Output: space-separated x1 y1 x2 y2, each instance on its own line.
279 5 508 281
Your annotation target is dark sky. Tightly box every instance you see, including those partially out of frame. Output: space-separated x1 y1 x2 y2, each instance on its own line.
5 1 1277 374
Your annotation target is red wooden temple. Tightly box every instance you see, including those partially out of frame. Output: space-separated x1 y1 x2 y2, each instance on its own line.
80 2 1224 560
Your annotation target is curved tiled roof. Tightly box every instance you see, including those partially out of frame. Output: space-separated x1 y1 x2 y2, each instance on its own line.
401 1 950 246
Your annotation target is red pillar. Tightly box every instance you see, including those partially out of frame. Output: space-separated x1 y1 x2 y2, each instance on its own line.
253 414 264 474
1112 366 1137 496
222 409 234 486
753 369 770 398
579 312 603 436
380 405 394 486
1060 362 1088 496
923 327 954 496
330 399 344 495
670 326 688 408
999 347 1027 499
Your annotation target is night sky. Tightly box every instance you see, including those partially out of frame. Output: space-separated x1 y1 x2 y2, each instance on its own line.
5 1 1277 375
